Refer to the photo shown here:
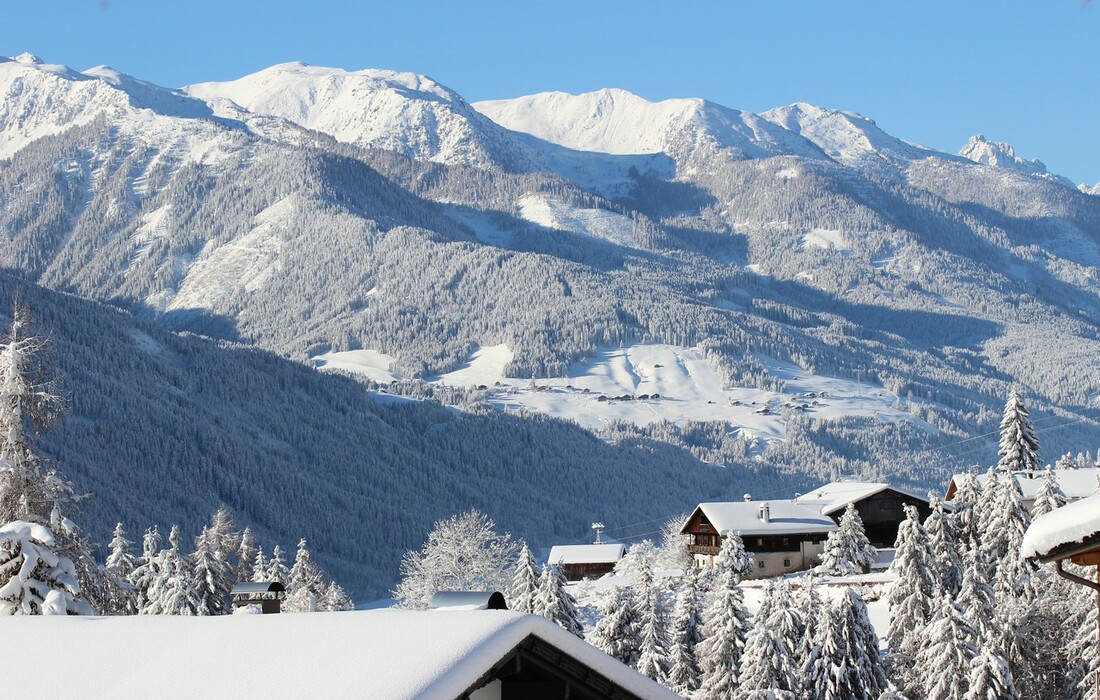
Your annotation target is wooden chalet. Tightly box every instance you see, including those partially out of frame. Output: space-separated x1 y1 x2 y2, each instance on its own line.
796 481 931 546
547 543 626 581
681 499 837 578
946 467 1100 512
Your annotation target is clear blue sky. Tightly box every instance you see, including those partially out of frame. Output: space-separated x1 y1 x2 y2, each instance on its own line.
2 1 1098 184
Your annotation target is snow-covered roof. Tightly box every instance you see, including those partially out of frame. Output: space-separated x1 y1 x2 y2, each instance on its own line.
1021 493 1100 562
795 481 928 515
5 610 679 700
952 468 1100 501
691 500 838 536
548 543 626 565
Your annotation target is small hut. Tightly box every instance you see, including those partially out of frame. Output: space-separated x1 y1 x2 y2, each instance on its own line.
230 581 286 614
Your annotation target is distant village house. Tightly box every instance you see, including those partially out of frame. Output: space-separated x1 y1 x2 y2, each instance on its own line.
547 543 626 581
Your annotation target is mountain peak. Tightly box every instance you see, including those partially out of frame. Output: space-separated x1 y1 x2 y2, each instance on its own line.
14 52 42 64
959 133 1048 175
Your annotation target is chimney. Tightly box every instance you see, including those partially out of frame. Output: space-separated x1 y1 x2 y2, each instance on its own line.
759 502 770 523
743 493 752 502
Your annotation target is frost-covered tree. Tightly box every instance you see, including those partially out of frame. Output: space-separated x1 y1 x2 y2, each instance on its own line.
250 547 267 583
588 583 640 665
736 582 798 698
192 525 234 615
392 509 517 610
633 558 668 684
657 513 693 571
614 539 659 584
951 472 983 552
265 544 289 586
984 473 1033 602
1055 452 1081 471
956 548 998 650
926 495 962 595
888 504 937 688
509 542 539 614
997 391 1039 475
794 574 823 684
319 579 354 612
666 566 705 696
716 530 755 584
534 563 583 638
105 523 137 580
236 527 257 585
146 525 201 615
818 504 876 575
0 520 92 614
697 535 752 700
1030 466 1066 519
284 538 327 613
963 649 1019 700
916 595 978 700
804 589 884 700
128 526 161 612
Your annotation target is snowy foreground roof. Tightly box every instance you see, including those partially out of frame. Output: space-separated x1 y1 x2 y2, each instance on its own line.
548 543 626 565
953 468 1100 501
693 501 838 535
6 610 679 700
796 481 928 515
1021 493 1100 562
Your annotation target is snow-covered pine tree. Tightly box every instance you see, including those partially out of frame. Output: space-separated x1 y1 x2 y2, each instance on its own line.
835 588 888 699
985 472 1034 602
717 530 755 584
509 542 540 614
804 595 844 700
265 544 289 585
697 534 752 700
614 539 659 583
103 522 138 614
736 582 798 699
391 510 517 609
963 649 1020 700
666 566 705 697
236 527 257 586
534 563 584 637
657 513 693 571
818 503 876 576
284 538 328 613
997 390 1039 476
926 495 962 596
956 548 999 650
129 526 161 613
147 525 202 615
633 557 668 684
1064 579 1099 700
1055 452 1081 470
887 504 938 690
207 506 240 571
192 525 234 615
951 472 982 552
916 594 979 700
588 584 640 665
794 573 822 687
0 520 92 614
1030 466 1067 519
250 546 267 583
319 579 354 612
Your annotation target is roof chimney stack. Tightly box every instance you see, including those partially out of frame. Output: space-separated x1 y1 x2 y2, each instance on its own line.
759 502 770 523
743 493 752 502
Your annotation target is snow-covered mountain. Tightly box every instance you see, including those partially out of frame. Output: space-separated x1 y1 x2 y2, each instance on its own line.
3 54 1100 595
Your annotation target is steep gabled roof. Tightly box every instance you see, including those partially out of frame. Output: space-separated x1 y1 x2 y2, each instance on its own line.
684 500 837 536
796 481 929 515
1022 492 1100 563
948 468 1100 502
548 543 626 565
5 610 679 699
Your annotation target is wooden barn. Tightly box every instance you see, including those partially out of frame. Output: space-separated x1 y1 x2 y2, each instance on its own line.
796 481 931 546
547 543 626 581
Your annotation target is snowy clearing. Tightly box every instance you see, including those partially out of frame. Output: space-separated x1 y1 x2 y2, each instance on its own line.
317 342 926 441
517 194 636 247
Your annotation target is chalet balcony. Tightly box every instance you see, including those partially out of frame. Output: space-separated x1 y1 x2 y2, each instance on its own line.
688 543 720 556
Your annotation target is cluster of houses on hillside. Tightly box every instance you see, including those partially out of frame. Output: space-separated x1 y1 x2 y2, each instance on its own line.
549 467 1100 581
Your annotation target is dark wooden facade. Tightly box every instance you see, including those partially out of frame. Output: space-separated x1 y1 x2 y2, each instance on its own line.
681 509 827 555
837 489 931 547
561 561 617 582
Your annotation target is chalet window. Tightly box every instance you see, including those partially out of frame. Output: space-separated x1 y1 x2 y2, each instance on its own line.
757 560 766 569
783 558 791 567
782 537 790 546
756 538 764 547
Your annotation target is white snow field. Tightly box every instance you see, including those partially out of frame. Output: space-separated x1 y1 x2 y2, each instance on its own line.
7 610 678 700
518 194 637 247
316 343 925 441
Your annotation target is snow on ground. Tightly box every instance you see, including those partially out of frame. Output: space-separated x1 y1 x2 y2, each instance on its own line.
518 194 636 247
317 342 926 441
801 228 851 254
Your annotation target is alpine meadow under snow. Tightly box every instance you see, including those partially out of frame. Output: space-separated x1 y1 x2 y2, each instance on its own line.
1 50 1100 610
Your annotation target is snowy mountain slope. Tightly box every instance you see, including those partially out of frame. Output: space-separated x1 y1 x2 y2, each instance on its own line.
3 53 1100 493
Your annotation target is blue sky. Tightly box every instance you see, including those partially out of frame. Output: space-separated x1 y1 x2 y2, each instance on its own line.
2 1 1098 183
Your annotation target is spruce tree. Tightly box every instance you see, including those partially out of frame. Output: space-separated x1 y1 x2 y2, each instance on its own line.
588 584 640 665
192 525 234 615
509 542 540 614
0 520 93 614
633 558 668 684
736 582 798 698
926 495 962 596
236 527 257 585
956 548 998 650
887 504 937 689
720 530 755 583
534 563 583 637
319 579 354 611
106 523 137 579
985 473 1034 602
997 391 1039 475
1030 466 1066 519
666 567 705 697
697 534 752 700
917 595 979 700
251 546 267 582
963 649 1019 700
951 472 983 552
284 538 327 613
818 504 876 575
147 525 202 615
265 544 289 585
835 588 888 699
129 526 161 613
